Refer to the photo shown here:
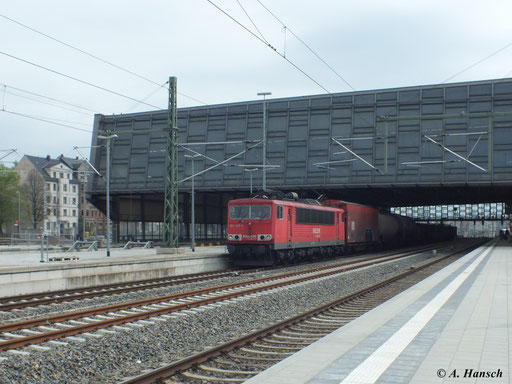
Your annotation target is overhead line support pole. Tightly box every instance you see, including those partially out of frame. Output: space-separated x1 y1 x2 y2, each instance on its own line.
97 131 118 257
164 77 179 247
257 92 271 190
488 116 493 176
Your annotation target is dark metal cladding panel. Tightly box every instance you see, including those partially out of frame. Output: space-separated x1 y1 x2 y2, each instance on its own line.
89 78 512 196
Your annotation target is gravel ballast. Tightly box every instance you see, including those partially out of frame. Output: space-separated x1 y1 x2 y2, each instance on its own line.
0 247 457 383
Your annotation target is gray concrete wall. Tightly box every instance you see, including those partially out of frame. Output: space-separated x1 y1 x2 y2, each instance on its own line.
89 78 512 196
0 254 229 296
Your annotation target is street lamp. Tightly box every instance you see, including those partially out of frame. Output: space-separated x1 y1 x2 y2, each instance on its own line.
98 132 118 257
17 190 21 237
257 92 271 190
185 153 200 252
244 168 258 195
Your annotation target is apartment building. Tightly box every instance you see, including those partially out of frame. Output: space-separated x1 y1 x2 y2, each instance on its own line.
16 155 105 238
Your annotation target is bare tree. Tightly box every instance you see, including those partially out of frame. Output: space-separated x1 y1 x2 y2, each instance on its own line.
0 165 19 235
22 169 46 229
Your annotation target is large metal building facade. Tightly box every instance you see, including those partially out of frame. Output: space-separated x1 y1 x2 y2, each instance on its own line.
88 78 512 242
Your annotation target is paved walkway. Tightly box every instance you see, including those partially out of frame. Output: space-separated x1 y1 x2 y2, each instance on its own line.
0 245 227 267
246 241 510 384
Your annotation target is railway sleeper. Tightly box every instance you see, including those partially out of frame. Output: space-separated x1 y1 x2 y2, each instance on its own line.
198 364 259 375
250 343 303 351
215 358 270 369
273 333 320 341
279 329 325 338
289 325 338 333
239 347 293 356
181 371 245 383
227 353 283 362
303 318 347 325
262 337 312 346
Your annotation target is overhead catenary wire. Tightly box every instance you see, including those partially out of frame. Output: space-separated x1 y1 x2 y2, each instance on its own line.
0 50 165 110
1 102 92 126
2 109 93 134
255 0 356 91
442 40 512 83
126 82 169 112
0 12 207 105
206 0 331 94
2 87 95 117
0 83 98 114
235 0 268 44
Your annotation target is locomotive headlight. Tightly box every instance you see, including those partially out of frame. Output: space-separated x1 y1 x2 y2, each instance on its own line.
258 234 272 241
228 234 242 241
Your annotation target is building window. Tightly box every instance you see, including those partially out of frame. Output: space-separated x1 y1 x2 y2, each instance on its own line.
53 196 57 203
53 172 56 178
46 183 50 191
63 197 67 204
46 196 50 203
63 209 67 216
72 185 76 193
46 222 50 230
63 184 67 192
72 198 76 204
86 210 89 217
59 172 63 178
72 210 76 216
53 184 56 191
47 209 51 215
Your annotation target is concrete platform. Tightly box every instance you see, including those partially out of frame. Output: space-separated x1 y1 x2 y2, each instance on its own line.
0 246 229 297
246 240 510 384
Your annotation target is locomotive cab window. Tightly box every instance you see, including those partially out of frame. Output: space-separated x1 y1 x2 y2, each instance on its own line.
277 206 284 220
230 205 271 220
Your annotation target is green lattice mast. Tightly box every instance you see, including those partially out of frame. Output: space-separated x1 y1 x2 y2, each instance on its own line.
163 76 179 246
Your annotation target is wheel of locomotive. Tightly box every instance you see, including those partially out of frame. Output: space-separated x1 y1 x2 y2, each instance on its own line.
275 251 285 265
284 250 294 265
294 249 303 263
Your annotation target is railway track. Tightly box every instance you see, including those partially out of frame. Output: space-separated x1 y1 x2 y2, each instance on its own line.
0 270 248 311
0 243 445 312
0 243 456 353
119 241 485 384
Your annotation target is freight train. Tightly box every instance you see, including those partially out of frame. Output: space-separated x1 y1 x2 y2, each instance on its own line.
226 194 456 266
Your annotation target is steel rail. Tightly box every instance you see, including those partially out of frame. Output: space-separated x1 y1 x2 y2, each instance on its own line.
0 270 245 311
0 244 444 333
119 240 486 384
0 244 456 351
0 244 444 311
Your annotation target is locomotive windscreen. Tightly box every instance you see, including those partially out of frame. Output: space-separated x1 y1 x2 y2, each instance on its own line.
230 205 271 220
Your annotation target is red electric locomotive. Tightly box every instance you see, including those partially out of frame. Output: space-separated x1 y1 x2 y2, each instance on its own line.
227 194 456 266
227 196 346 266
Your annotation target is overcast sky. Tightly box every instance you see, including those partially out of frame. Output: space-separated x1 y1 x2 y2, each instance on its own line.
1 0 511 164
